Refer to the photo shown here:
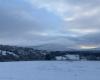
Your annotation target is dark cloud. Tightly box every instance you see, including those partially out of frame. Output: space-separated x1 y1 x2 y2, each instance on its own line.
79 33 100 45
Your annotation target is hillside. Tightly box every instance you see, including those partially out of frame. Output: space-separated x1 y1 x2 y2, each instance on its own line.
0 44 100 61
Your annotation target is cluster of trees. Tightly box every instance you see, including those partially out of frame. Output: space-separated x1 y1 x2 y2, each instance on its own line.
0 45 47 61
0 45 100 61
45 51 100 60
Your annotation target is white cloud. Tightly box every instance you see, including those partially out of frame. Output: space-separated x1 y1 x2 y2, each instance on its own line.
27 0 100 22
79 45 99 49
28 31 49 36
68 28 100 35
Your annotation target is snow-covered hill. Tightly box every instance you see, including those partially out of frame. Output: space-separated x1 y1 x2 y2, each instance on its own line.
0 61 100 80
33 43 75 51
33 43 100 51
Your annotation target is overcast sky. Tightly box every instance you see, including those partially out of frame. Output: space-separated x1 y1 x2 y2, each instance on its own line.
0 0 100 49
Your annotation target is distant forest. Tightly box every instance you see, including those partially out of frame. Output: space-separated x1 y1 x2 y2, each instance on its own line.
0 45 100 61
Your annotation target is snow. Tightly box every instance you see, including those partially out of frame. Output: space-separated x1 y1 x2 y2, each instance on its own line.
66 54 80 60
2 51 7 55
56 55 80 60
0 61 100 80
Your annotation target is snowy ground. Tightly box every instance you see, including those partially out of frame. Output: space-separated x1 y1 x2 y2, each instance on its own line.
0 61 100 80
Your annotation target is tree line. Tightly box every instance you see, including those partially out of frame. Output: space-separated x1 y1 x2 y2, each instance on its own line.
0 45 100 61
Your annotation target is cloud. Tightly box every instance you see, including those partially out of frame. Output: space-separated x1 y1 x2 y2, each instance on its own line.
0 0 100 47
79 45 99 49
27 0 100 42
27 0 100 21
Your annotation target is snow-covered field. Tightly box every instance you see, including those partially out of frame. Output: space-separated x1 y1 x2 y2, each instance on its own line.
0 61 100 80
